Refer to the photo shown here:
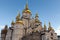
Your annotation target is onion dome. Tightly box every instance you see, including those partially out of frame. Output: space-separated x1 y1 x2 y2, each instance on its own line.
22 3 31 13
48 27 51 31
16 12 23 24
35 13 40 23
48 27 54 31
51 28 54 31
16 20 23 24
35 19 40 23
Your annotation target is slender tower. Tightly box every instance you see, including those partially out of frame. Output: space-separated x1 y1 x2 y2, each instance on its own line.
22 1 31 34
12 11 24 40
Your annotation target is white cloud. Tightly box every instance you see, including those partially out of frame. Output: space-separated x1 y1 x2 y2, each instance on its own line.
0 25 5 33
55 29 60 35
55 26 60 35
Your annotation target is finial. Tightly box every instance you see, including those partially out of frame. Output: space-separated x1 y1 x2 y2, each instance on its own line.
44 22 46 30
49 22 51 27
35 12 39 18
5 25 8 29
25 0 28 10
48 22 53 31
17 10 20 17
16 11 20 21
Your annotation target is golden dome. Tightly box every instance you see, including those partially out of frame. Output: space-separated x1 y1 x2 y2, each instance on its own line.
22 3 31 13
50 27 54 31
51 28 54 31
48 26 53 31
23 9 31 13
16 12 23 25
35 19 40 23
16 20 23 25
48 27 51 31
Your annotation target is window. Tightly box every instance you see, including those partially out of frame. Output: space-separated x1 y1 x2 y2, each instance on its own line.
51 37 53 39
51 33 53 36
35 25 39 27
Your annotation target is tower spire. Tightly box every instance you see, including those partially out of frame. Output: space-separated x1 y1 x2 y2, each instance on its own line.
22 0 31 13
49 22 51 27
48 22 53 31
44 22 47 30
16 11 20 21
25 0 28 10
35 12 39 18
35 12 40 23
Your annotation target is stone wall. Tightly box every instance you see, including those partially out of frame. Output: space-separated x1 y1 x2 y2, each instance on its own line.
22 32 42 40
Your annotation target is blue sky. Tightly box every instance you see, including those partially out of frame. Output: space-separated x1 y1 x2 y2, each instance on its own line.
0 0 60 35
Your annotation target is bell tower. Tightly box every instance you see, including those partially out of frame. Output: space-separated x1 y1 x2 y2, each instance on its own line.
21 1 31 29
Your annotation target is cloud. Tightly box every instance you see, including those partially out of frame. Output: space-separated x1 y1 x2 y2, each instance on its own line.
55 29 60 35
55 26 60 35
0 25 5 33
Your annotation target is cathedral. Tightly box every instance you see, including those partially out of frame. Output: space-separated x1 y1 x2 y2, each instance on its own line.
1 3 58 40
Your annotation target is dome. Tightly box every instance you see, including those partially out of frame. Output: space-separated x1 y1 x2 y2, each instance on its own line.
22 3 31 13
11 20 15 25
16 20 23 25
35 19 40 23
23 9 31 13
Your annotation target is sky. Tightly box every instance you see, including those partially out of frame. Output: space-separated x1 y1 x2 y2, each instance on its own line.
0 0 60 35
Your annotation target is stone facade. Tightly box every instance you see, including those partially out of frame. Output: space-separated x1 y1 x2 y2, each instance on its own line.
1 3 58 40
